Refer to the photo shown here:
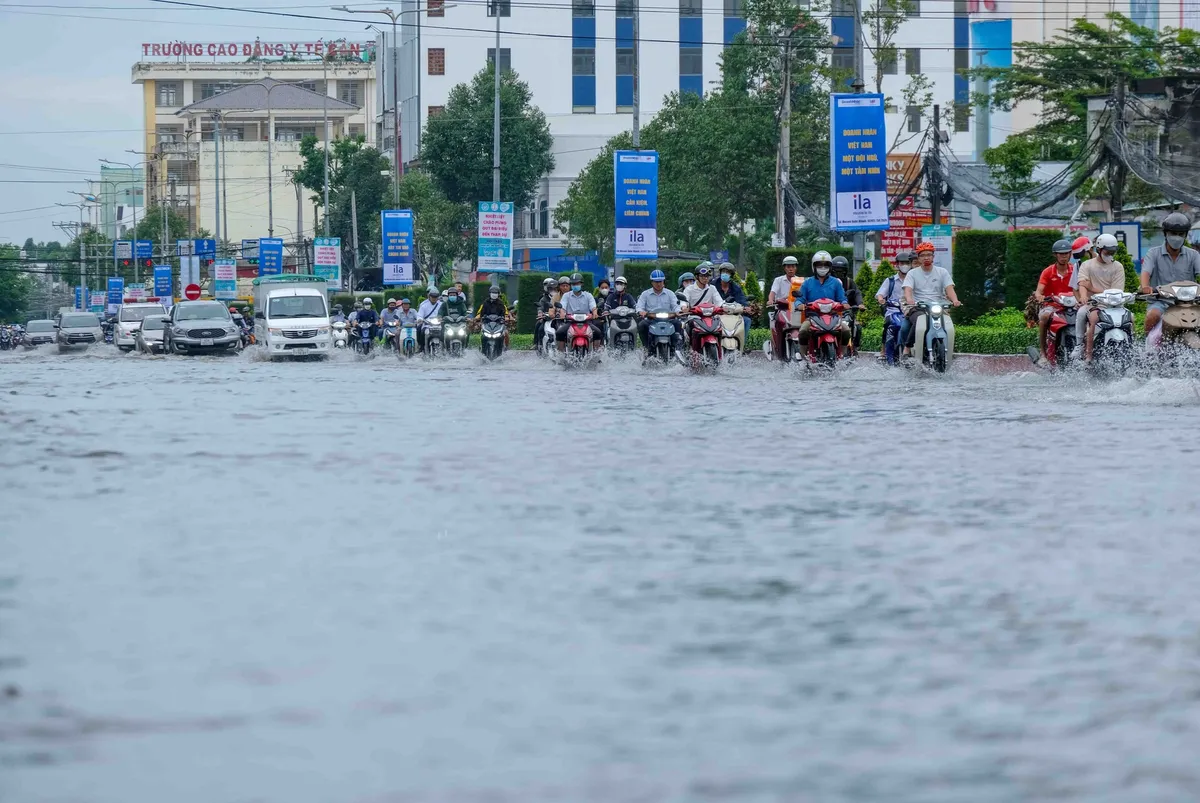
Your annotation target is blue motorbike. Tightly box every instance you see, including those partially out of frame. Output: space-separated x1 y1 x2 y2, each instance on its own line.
883 302 904 365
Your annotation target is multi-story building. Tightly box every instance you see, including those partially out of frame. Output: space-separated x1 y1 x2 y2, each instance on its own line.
132 41 377 244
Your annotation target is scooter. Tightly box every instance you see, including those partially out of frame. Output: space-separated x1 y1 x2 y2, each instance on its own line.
803 299 847 367
422 316 444 357
910 301 954 373
1026 293 1078 369
331 320 348 349
606 305 638 354
353 322 373 355
480 314 507 361
381 319 400 352
0 328 10 351
537 306 560 358
1143 282 1200 352
563 313 596 366
687 302 723 369
1087 289 1136 374
718 302 746 364
883 301 904 365
443 314 470 358
397 322 417 358
764 301 805 363
645 311 682 365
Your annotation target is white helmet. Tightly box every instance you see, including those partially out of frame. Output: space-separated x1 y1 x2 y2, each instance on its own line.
782 256 798 266
811 250 833 266
1094 233 1118 251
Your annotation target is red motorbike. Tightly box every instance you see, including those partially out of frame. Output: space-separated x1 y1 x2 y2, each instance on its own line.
687 302 723 368
1028 293 1078 369
804 299 847 366
770 300 804 363
565 312 595 364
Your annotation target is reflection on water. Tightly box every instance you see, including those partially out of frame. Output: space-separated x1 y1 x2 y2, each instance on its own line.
3 349 1200 802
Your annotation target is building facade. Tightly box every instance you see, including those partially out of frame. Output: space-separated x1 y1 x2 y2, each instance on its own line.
132 42 377 244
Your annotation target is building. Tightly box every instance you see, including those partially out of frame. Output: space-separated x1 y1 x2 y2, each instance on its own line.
132 41 377 244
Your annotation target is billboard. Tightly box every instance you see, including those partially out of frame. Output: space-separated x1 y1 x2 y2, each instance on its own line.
829 94 889 231
381 210 415 285
477 202 514 273
614 150 659 259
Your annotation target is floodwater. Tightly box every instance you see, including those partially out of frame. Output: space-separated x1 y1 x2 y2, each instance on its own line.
3 346 1200 802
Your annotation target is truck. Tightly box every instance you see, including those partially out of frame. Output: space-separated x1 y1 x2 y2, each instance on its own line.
252 274 333 359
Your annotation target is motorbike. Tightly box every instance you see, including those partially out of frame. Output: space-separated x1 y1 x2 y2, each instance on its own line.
480 314 507 361
422 317 444 357
443 314 470 358
537 307 560 358
803 299 848 367
883 301 905 365
102 320 115 344
353 321 374 355
563 313 597 365
331 320 348 349
606 305 638 354
718 302 746 364
1143 281 1200 354
645 311 682 365
0 327 10 351
381 318 400 352
1087 289 1136 373
687 302 724 369
910 301 954 373
397 322 418 358
1026 293 1078 369
764 301 805 363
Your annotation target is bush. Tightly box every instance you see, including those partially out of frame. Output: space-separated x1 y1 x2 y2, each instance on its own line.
620 260 700 295
1113 241 1141 292
515 272 553 334
972 306 1028 329
955 230 1007 324
1005 229 1060 313
743 270 764 308
762 245 853 325
856 260 886 325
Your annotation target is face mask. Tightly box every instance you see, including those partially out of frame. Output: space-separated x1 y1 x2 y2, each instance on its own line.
1167 234 1185 250
571 285 582 293
600 288 609 296
720 273 731 282
1099 252 1113 264
816 267 830 277
490 294 500 301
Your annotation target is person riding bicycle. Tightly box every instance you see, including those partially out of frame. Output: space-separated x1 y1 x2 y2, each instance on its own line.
555 273 600 351
1033 238 1076 366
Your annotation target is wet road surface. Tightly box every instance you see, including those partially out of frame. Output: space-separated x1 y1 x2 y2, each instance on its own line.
3 347 1200 802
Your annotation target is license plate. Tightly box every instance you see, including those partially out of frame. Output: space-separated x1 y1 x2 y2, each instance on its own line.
200 338 214 346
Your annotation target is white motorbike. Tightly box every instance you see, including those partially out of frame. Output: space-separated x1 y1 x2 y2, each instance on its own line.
1088 289 1136 374
538 305 561 358
331 320 348 349
719 302 746 364
910 302 955 373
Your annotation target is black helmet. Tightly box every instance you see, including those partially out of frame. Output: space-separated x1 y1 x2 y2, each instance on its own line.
831 256 850 271
570 273 584 284
1163 211 1192 234
1052 238 1073 254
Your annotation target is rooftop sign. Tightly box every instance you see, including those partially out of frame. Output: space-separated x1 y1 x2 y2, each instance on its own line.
141 40 372 60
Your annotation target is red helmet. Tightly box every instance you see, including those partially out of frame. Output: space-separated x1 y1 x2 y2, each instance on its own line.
1071 236 1091 254
915 241 936 254
228 306 238 312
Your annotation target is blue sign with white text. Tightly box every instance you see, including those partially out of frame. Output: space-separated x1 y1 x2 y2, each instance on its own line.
194 238 216 260
614 150 659 260
258 237 284 276
106 277 125 313
135 240 153 263
829 93 889 232
381 210 415 285
75 287 83 310
153 265 172 301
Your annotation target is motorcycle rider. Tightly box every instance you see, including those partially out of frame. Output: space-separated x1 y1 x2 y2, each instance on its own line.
476 285 511 347
681 264 725 345
1033 238 1076 366
347 300 364 327
535 277 557 351
636 268 682 353
767 255 800 359
415 287 442 349
714 261 752 345
795 251 850 349
355 297 380 341
1141 213 1200 343
1076 233 1131 362
902 241 962 355
330 304 346 324
441 286 470 350
555 272 600 351
876 252 910 358
830 255 865 352
603 275 637 312
381 297 402 326
678 271 696 303
594 278 611 340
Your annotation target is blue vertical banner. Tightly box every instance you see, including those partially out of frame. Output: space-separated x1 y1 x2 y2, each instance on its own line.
259 237 284 276
75 287 84 310
106 277 125 314
614 150 658 259
153 265 173 301
829 94 889 231
381 210 415 285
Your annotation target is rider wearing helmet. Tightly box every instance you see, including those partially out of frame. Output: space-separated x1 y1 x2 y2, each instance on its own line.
768 255 801 360
603 275 637 312
1033 238 1076 366
356 296 380 339
635 268 682 353
1074 233 1128 361
682 263 724 309
348 300 364 326
593 278 612 341
795 250 850 349
555 272 600 351
876 251 912 360
535 277 558 351
416 287 442 349
396 297 418 327
714 262 751 349
476 285 508 319
381 297 402 327
330 303 346 324
1142 212 1200 342
677 272 696 302
830 255 865 352
556 276 571 303
901 241 962 355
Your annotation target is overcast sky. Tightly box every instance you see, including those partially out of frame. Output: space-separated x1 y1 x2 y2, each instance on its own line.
0 1 381 246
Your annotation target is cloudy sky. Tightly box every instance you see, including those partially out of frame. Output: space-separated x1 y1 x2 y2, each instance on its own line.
0 1 382 246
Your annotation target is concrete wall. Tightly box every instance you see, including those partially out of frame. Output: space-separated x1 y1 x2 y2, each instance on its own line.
195 141 305 244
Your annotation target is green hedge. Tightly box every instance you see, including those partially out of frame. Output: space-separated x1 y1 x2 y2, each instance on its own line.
471 281 511 314
762 245 854 325
955 230 1007 324
620 260 703 295
1005 229 1061 314
515 272 553 335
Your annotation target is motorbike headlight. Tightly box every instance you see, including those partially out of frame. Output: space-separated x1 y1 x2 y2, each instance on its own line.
930 305 943 315
1174 286 1198 302
428 317 440 325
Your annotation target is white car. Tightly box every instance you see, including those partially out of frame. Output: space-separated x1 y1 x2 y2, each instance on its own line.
134 315 167 353
114 302 167 351
56 312 103 352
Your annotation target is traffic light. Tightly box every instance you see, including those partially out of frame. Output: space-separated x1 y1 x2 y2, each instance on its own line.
120 258 131 268
144 258 154 270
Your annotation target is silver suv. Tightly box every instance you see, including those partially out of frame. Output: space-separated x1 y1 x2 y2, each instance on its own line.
162 301 241 355
56 312 103 352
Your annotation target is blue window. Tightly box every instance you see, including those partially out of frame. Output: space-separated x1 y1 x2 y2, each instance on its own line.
723 17 746 44
679 74 703 96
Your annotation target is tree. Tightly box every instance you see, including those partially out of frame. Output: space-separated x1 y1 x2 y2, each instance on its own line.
0 244 34 322
553 134 629 263
395 170 473 284
422 65 554 211
983 137 1039 223
134 204 191 245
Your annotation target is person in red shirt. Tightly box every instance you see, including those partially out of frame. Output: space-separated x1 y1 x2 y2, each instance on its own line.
1034 238 1076 366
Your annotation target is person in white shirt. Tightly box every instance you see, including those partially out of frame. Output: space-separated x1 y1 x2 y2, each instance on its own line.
767 255 799 360
555 273 599 351
415 287 442 350
682 264 725 343
901 242 961 356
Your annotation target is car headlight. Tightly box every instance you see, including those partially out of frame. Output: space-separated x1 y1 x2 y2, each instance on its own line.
930 305 943 315
173 327 187 336
268 328 282 336
225 326 239 335
318 326 330 335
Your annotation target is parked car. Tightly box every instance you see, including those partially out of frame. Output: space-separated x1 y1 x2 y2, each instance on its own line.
56 312 103 353
134 315 167 353
23 319 56 348
113 302 167 352
162 301 241 355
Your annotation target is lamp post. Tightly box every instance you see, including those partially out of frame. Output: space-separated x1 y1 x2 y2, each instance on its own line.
320 38 349 237
57 201 89 307
101 158 148 281
256 79 292 237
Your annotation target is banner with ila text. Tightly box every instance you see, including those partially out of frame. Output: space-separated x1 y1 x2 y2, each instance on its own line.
381 210 415 285
614 150 658 260
829 94 889 232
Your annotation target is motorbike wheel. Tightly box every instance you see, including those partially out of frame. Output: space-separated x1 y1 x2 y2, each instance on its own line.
704 343 720 364
932 339 947 373
819 341 837 366
784 341 795 363
573 344 588 362
655 342 669 364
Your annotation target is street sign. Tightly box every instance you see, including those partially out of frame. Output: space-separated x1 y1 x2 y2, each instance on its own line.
74 287 84 310
213 259 237 300
194 238 216 259
106 277 125 314
709 250 730 264
114 240 133 262
126 283 147 301
184 284 201 301
312 236 341 288
258 237 284 276
135 240 154 263
477 202 514 273
241 239 259 264
153 265 172 301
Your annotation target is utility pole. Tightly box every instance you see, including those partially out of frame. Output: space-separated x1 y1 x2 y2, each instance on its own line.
930 104 941 228
851 0 866 276
776 39 792 245
632 4 640 148
490 0 502 288
351 189 361 289
1112 77 1126 222
213 112 222 244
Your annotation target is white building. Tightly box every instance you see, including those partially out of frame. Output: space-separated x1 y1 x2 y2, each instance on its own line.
132 42 377 244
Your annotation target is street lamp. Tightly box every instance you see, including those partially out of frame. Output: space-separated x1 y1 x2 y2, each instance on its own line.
101 158 148 281
320 37 350 238
57 201 89 307
254 79 292 238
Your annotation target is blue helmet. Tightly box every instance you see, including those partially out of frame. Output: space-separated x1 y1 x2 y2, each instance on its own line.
650 269 666 282
400 298 411 305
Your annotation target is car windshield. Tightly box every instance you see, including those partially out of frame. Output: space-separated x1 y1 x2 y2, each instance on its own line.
268 295 327 319
175 302 230 321
119 305 165 322
26 321 54 333
61 314 99 328
140 317 165 331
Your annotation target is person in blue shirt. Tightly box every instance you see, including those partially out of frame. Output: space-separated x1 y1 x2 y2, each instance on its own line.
714 262 752 347
635 269 682 353
796 251 849 349
355 297 380 340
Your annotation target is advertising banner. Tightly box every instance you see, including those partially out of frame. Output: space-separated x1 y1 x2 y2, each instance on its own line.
381 210 415 285
312 236 342 288
75 287 84 310
89 292 105 312
920 224 954 277
477 202 514 273
258 237 284 276
106 277 125 314
829 94 889 231
213 259 238 300
614 150 659 259
126 283 147 301
153 265 173 301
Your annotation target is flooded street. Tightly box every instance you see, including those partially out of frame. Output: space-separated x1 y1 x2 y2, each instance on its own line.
4 348 1200 802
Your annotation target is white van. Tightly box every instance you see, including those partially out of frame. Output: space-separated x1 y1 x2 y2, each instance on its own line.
253 275 333 359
